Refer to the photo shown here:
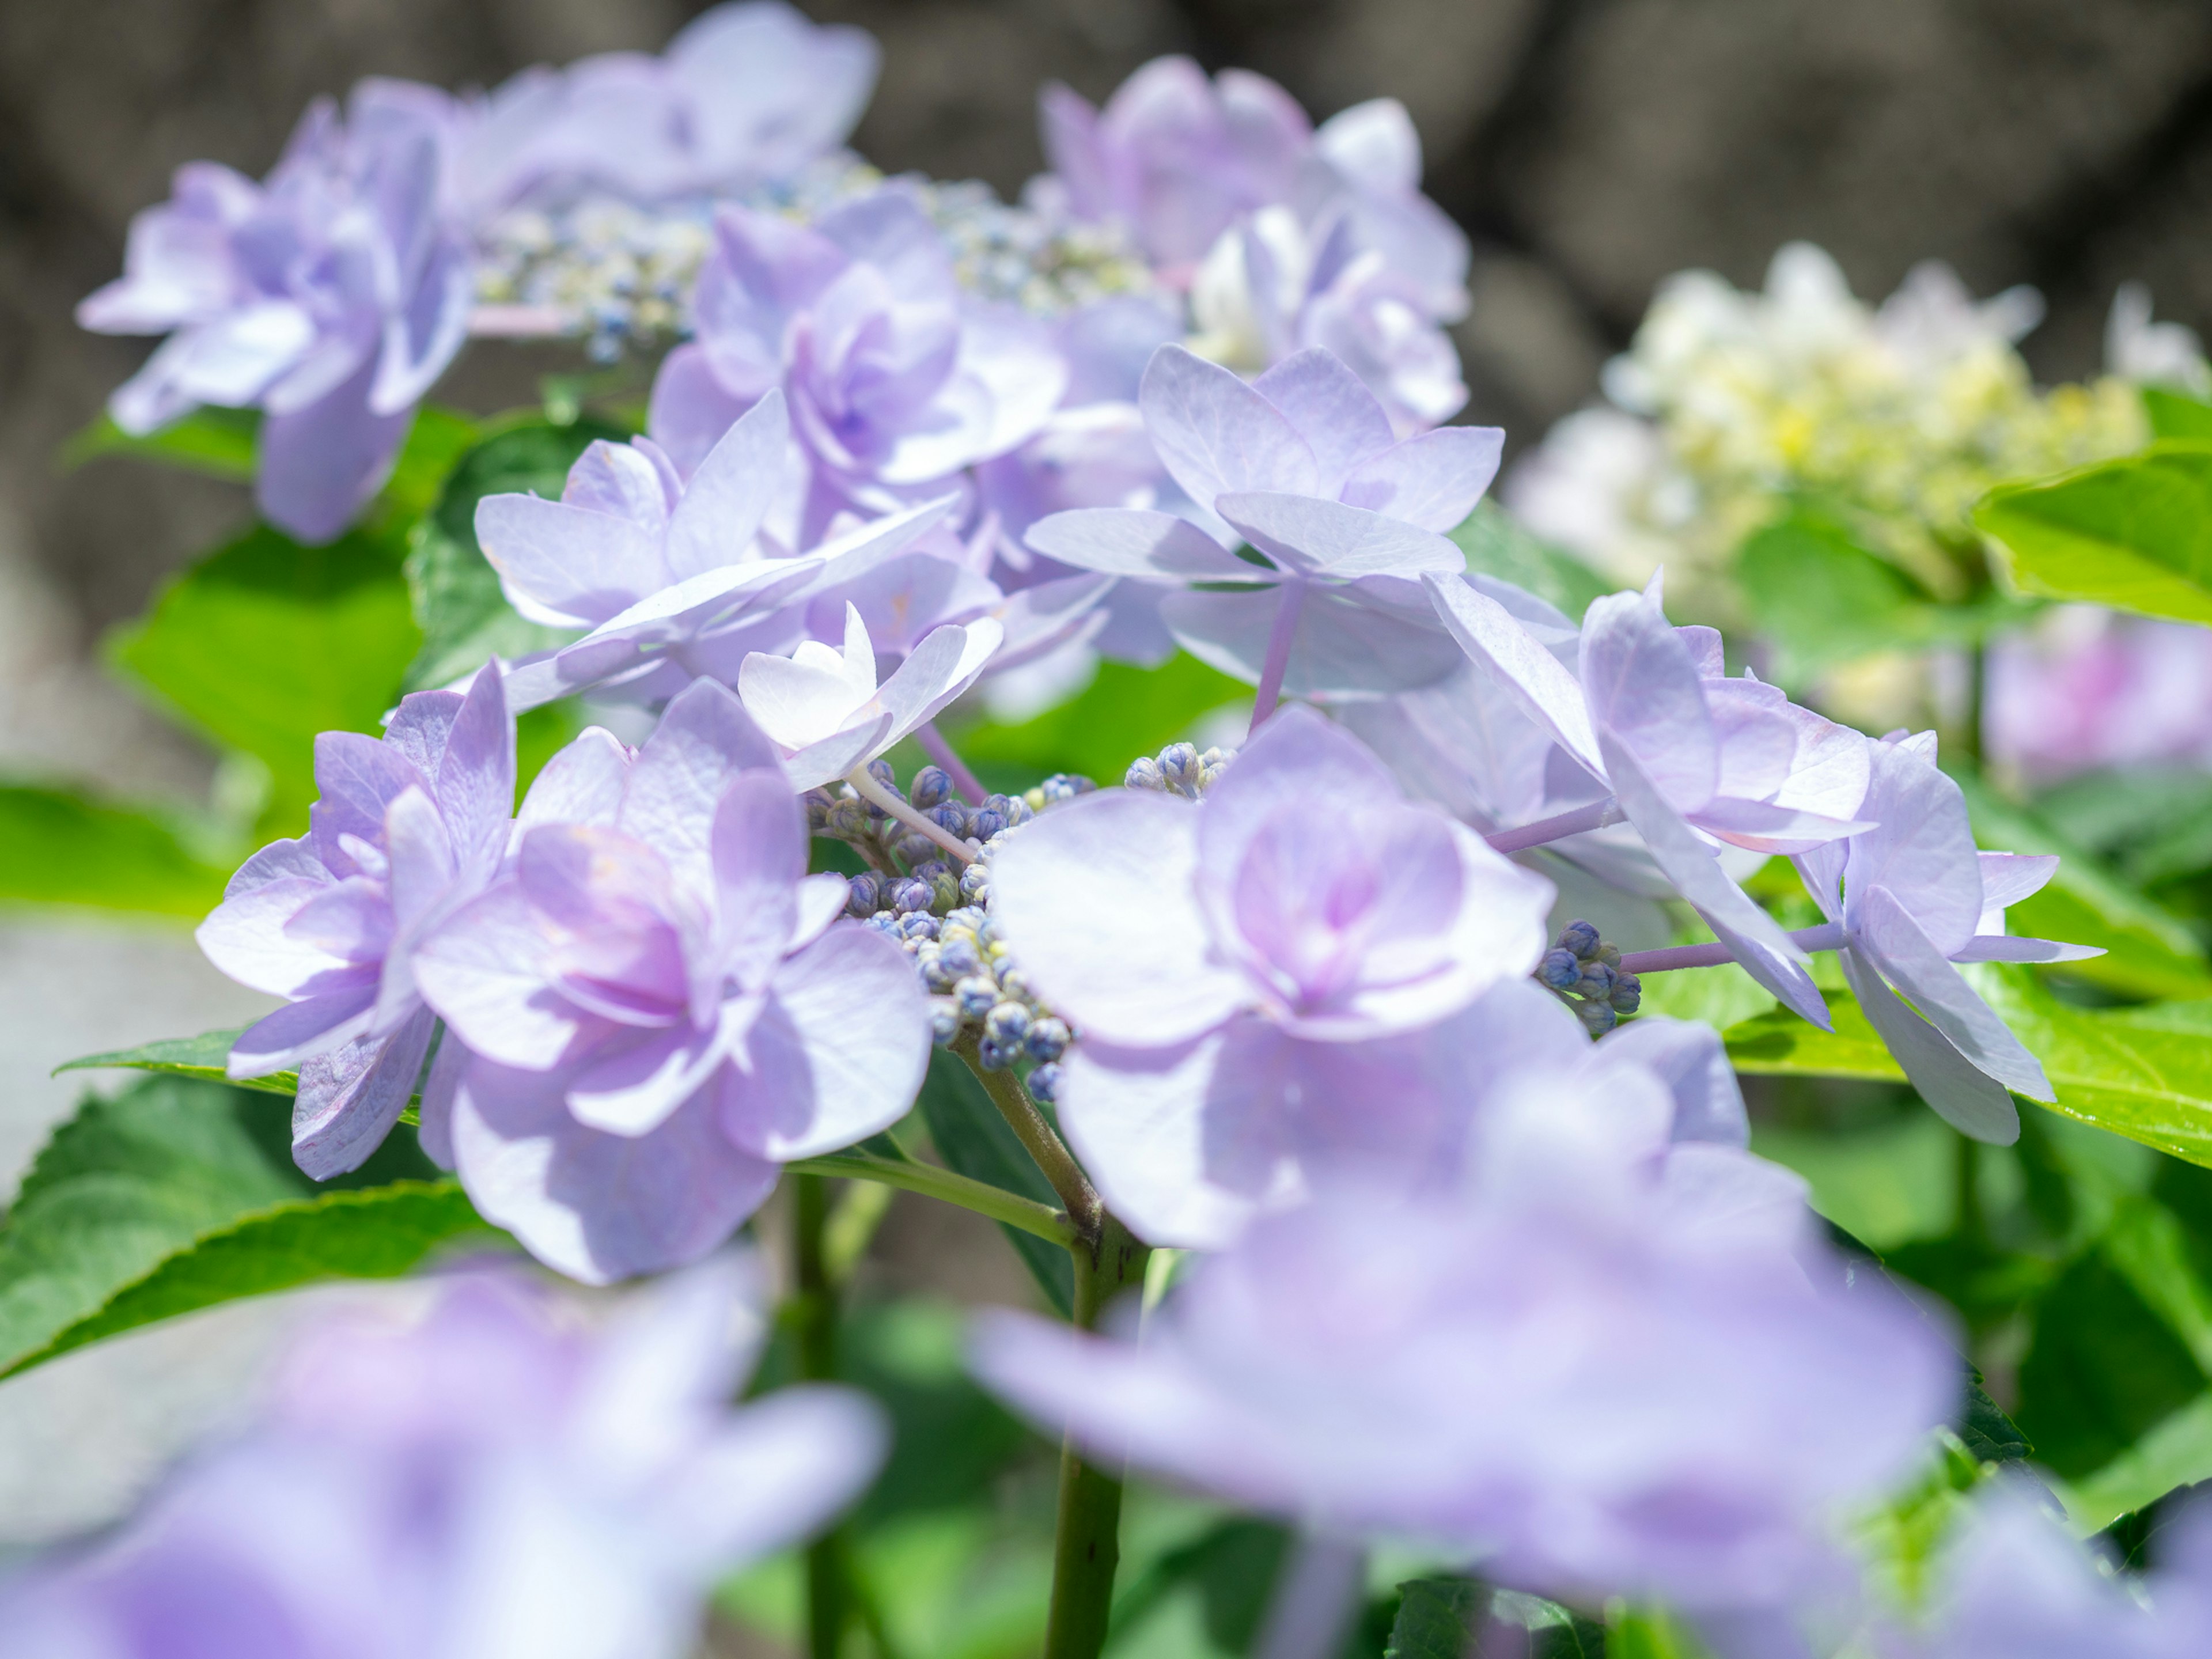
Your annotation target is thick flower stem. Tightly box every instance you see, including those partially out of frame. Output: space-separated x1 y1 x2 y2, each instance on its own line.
1248 578 1308 737
1483 797 1626 853
1044 1210 1152 1659
953 1036 1101 1234
915 719 990 805
1616 922 1846 975
847 765 976 865
786 1148 1076 1245
791 1172 846 1659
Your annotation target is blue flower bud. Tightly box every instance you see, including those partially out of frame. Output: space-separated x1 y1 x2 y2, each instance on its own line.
978 1035 1014 1071
938 935 983 978
889 877 934 914
929 1002 961 1046
928 802 970 840
1038 773 1093 805
1004 796 1035 826
1609 970 1642 1015
1594 943 1622 968
960 865 991 903
897 912 940 943
1538 949 1582 993
865 758 899 793
1576 999 1618 1035
1027 1061 1062 1104
1025 1016 1070 1063
1160 741 1203 796
945 906 986 933
995 965 1033 1002
825 799 872 840
930 872 961 913
895 832 937 865
803 789 835 833
985 1001 1032 1046
844 872 880 916
1575 960 1618 1001
1559 920 1602 961
922 950 959 993
969 808 1007 842
1126 756 1166 791
955 976 998 1019
865 912 902 937
911 766 955 810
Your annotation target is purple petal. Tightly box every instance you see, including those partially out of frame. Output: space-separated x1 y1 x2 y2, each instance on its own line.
308 732 424 860
567 1024 733 1137
662 388 789 580
989 789 1250 1047
1855 886 2052 1100
1339 427 1505 532
778 710 896 793
414 882 579 1069
229 983 378 1077
1163 580 1463 698
712 771 805 988
1023 508 1257 579
256 359 412 544
198 874 350 997
1578 590 1719 815
874 618 1004 747
1686 797 1874 857
620 680 783 898
1978 852 2060 913
1196 705 1396 899
1423 574 1604 777
1213 493 1465 579
1138 343 1321 508
517 727 632 834
292 1007 435 1179
645 342 756 478
1839 946 2018 1144
1950 935 2104 964
1249 347 1397 494
1592 1018 1749 1147
1843 739 1983 957
476 493 666 628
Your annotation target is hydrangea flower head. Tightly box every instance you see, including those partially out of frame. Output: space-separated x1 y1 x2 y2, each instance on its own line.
77 93 474 541
414 681 930 1282
197 667 514 1179
0 1260 887 1659
988 705 1554 1244
1029 345 1502 701
648 188 1067 537
974 1041 1953 1631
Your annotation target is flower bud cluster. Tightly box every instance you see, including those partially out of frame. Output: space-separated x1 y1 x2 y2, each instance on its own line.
813 759 1094 1102
1536 918 1643 1035
1123 740 1233 800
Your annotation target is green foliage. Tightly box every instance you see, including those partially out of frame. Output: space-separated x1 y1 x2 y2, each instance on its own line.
1452 501 1611 621
954 653 1249 790
1382 1577 1607 1659
0 784 232 916
108 522 422 836
401 417 623 691
1384 1577 1486 1659
0 1075 487 1378
1723 995 1908 1083
1737 510 1937 676
2143 388 2212 442
378 406 480 526
1974 441 2212 625
62 406 261 480
912 1051 1074 1315
2018 1252 2207 1477
56 1025 292 1094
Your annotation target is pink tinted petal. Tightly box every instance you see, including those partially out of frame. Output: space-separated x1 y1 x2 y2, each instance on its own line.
1839 947 2018 1144
662 389 789 579
1339 427 1505 532
1578 591 1719 815
1213 494 1464 579
567 1024 732 1137
1250 347 1396 494
451 1059 778 1284
1855 887 2052 1101
720 925 930 1160
991 790 1250 1047
620 679 783 896
1023 508 1256 579
414 884 581 1067
292 1007 435 1179
229 983 378 1077
1423 574 1604 776
1687 797 1873 857
1138 344 1321 508
1605 733 1829 1031
516 727 632 834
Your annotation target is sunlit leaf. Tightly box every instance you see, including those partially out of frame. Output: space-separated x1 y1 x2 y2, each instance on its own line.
1974 442 2212 624
1453 501 1611 621
61 407 260 481
55 1026 289 1094
0 784 233 917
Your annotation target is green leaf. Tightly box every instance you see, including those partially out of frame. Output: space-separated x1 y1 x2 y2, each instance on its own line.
1605 1605 1711 1658
1950 770 2211 1001
0 1075 476 1377
1974 442 2212 624
1385 1577 1487 1659
62 407 261 480
0 784 233 916
2062 1393 2212 1533
1452 501 1611 620
2017 1250 2207 1479
1723 995 1908 1083
1638 961 1776 1032
912 1051 1074 1316
400 418 623 692
1736 510 1934 675
953 653 1249 793
2144 387 2212 443
108 522 422 835
56 1026 292 1094
377 406 479 525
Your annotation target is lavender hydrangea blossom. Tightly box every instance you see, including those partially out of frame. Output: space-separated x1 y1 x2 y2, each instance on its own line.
196 668 514 1179
1794 732 2100 1143
647 188 1067 537
412 681 929 1282
972 1041 1954 1637
0 1260 887 1659
987 706 1554 1245
77 94 474 542
1028 345 1505 716
1427 573 1873 1028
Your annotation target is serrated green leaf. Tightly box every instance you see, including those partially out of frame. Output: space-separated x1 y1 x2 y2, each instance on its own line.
401 418 622 692
0 783 233 916
0 1075 460 1377
913 1052 1073 1316
1453 501 1611 620
1974 442 2212 624
109 522 421 836
55 1026 291 1094
62 407 261 480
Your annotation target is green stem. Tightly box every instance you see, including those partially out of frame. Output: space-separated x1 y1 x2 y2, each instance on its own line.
793 1173 846 1659
1044 1211 1152 1659
952 1035 1101 1232
787 1149 1075 1245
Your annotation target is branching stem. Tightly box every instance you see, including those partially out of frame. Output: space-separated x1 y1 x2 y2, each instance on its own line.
953 1035 1101 1236
847 764 976 865
1484 797 1626 854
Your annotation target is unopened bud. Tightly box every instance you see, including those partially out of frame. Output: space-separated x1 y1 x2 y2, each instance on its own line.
1559 920 1602 961
1126 756 1166 791
1025 1016 1070 1064
955 976 998 1019
1609 970 1642 1015
844 873 881 916
1576 999 1619 1036
1027 1062 1063 1104
1538 949 1582 993
911 766 955 810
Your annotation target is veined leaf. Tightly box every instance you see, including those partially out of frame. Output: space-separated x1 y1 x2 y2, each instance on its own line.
401 418 622 692
1974 442 2212 624
0 784 233 917
62 407 260 480
1452 501 1610 621
54 1026 290 1094
1724 994 1908 1082
0 1075 479 1377
109 523 421 836
1385 1577 1486 1659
